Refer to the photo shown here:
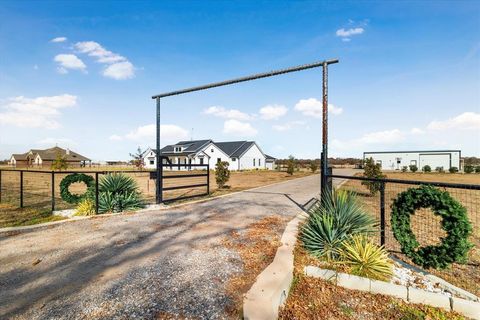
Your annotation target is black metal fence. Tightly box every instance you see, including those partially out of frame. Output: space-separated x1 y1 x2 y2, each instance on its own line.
0 164 210 213
328 173 480 294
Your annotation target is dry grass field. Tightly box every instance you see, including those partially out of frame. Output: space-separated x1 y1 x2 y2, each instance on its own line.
339 172 480 296
0 168 314 228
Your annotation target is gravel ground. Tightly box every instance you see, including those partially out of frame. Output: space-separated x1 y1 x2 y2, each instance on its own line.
0 171 354 319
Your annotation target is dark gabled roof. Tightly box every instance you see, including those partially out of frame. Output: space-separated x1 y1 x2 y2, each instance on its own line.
215 141 250 157
231 142 255 158
265 154 276 160
11 147 90 161
159 139 212 156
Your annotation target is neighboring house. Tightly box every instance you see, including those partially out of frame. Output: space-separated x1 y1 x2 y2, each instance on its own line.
9 146 91 168
363 150 461 171
143 140 276 171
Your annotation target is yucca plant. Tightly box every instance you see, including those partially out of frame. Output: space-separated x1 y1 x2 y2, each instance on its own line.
338 234 393 281
301 190 377 261
97 173 145 213
75 198 95 216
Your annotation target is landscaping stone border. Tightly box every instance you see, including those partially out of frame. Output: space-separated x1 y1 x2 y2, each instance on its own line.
304 265 480 320
243 211 308 320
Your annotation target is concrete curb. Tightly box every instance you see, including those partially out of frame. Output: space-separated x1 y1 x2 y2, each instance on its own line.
304 265 480 319
243 211 308 320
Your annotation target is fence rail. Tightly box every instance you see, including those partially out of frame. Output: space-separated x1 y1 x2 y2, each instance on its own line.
326 172 480 295
0 164 210 212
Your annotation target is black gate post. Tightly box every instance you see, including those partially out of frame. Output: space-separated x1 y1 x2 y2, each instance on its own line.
155 97 163 204
51 171 55 212
20 170 24 208
0 170 2 203
95 172 99 214
206 163 210 195
380 181 386 246
321 61 329 198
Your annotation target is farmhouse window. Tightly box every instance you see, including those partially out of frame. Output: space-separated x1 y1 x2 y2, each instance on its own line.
217 158 221 163
232 158 236 162
199 158 204 165
259 159 261 166
150 160 154 165
253 159 256 166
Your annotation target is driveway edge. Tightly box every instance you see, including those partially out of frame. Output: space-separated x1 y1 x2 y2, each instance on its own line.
243 210 308 320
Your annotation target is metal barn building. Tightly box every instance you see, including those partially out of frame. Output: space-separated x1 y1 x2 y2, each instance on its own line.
363 150 461 171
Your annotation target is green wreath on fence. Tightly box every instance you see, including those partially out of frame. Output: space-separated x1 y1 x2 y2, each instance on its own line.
390 185 472 269
60 173 95 204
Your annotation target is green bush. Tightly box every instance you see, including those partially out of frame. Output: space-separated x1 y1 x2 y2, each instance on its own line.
464 165 474 174
215 161 230 188
361 158 386 196
287 155 296 176
310 160 319 173
401 166 408 172
475 165 480 173
409 164 418 172
435 166 445 173
300 190 376 261
449 166 459 173
97 173 144 213
422 165 431 173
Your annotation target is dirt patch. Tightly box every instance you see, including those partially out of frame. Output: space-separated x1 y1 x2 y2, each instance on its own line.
279 244 467 320
222 215 290 318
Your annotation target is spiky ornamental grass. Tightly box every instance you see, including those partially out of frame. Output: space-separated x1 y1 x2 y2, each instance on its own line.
300 190 377 261
338 234 393 281
97 173 145 213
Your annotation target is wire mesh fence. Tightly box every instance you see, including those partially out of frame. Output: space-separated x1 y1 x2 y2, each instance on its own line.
330 174 480 296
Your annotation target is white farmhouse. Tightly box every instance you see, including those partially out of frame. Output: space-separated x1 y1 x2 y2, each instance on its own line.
363 150 461 171
143 139 276 171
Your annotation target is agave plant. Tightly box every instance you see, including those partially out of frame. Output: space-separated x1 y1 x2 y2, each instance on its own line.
338 234 393 281
300 190 376 261
97 173 145 213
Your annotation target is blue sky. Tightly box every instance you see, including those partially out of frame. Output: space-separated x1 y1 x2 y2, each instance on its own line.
0 1 479 161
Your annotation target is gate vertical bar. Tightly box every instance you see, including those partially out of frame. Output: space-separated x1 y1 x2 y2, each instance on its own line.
0 170 2 203
95 172 99 214
51 171 55 212
155 97 163 204
321 62 329 198
20 170 23 208
206 163 210 195
380 182 386 246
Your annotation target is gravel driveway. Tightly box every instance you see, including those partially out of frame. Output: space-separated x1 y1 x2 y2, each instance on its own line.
0 170 355 319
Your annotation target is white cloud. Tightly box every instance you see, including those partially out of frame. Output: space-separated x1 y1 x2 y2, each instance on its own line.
54 54 87 74
109 134 123 141
272 121 306 131
203 106 251 120
294 98 343 117
336 27 364 38
0 94 77 129
51 37 67 43
357 129 405 145
223 119 258 137
259 104 288 120
427 112 480 131
103 61 135 80
74 41 135 80
113 124 189 145
410 127 425 135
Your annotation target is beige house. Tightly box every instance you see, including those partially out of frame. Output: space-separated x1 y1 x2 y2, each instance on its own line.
9 146 91 168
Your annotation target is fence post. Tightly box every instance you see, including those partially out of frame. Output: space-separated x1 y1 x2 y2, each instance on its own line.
0 170 2 203
380 181 386 247
206 163 210 195
20 170 23 208
326 166 333 194
51 171 55 212
95 172 99 214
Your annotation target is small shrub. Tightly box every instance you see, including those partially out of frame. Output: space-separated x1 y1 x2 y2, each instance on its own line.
449 166 459 173
215 161 230 188
401 166 408 172
435 166 445 173
464 165 474 174
75 198 95 216
51 153 68 171
286 155 296 176
422 165 431 173
309 160 318 173
338 234 393 281
409 164 418 172
300 190 376 261
476 165 480 173
361 158 386 196
97 173 144 213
